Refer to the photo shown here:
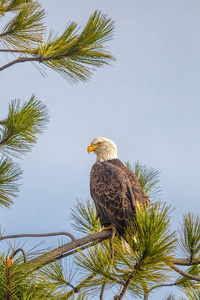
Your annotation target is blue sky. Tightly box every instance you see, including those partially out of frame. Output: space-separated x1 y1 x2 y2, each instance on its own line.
1 0 200 298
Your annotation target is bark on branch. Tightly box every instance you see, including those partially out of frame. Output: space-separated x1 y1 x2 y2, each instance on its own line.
25 230 112 271
172 258 200 266
170 264 200 282
0 54 69 72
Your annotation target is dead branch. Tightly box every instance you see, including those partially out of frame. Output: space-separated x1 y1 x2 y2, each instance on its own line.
0 231 75 241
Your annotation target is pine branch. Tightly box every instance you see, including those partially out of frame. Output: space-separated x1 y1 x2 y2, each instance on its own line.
65 273 96 299
100 284 105 300
144 282 178 300
170 265 200 282
172 258 200 266
55 241 103 261
114 271 135 300
0 10 115 83
24 230 112 271
0 157 22 208
0 1 45 50
0 0 33 14
179 213 200 260
0 54 72 71
0 95 49 157
0 119 7 125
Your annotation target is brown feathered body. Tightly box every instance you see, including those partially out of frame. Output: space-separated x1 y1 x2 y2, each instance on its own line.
90 158 149 236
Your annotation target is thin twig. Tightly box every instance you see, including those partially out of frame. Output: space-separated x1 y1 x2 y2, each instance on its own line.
172 258 200 266
144 282 178 299
0 56 42 71
171 264 200 282
0 54 65 71
100 284 105 300
63 279 77 291
0 231 75 241
0 133 13 146
0 119 7 125
114 271 135 300
10 248 27 262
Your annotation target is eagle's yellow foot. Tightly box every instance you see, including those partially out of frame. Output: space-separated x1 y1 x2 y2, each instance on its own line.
103 225 113 230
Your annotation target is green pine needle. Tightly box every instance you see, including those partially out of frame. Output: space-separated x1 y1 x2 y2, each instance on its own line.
163 294 177 300
179 213 200 259
0 0 33 15
126 161 161 200
71 199 101 235
0 95 49 157
38 10 115 83
0 156 22 207
74 201 176 298
0 0 45 50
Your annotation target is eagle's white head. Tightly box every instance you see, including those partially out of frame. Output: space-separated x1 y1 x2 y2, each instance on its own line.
87 137 118 162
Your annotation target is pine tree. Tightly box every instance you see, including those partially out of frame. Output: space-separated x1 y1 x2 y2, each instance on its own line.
1 1 200 299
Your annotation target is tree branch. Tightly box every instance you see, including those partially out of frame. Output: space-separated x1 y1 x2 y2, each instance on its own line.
0 133 13 146
144 282 177 300
0 119 7 125
0 53 75 72
0 231 75 241
0 56 43 71
172 258 200 266
25 230 112 271
65 273 96 298
100 284 105 300
114 271 135 300
170 264 200 282
55 238 104 260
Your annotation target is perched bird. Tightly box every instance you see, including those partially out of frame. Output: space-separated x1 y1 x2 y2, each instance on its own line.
87 137 149 237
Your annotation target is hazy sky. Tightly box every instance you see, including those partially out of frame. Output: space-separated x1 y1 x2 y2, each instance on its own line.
1 1 200 298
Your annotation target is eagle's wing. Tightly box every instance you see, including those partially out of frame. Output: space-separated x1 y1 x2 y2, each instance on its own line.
108 159 149 205
90 161 137 235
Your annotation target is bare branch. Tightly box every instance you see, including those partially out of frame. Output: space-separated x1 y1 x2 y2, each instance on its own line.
170 264 200 282
0 56 43 71
0 54 76 71
0 231 75 241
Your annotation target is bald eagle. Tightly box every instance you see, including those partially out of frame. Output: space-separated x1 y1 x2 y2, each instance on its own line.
87 137 149 237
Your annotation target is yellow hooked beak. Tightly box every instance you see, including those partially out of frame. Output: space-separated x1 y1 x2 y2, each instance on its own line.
87 144 99 154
